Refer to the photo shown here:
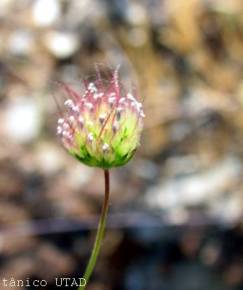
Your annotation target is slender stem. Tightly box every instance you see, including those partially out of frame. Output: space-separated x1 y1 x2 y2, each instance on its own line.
79 169 110 290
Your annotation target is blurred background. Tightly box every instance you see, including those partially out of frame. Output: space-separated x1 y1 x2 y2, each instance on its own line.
0 0 243 289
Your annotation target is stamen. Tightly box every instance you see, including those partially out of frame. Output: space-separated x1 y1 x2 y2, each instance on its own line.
64 99 74 108
62 130 69 137
116 107 123 120
87 132 94 142
102 143 109 153
113 66 120 89
99 113 107 124
88 82 97 93
131 101 142 111
71 105 79 113
112 122 119 133
58 118 65 124
66 134 73 140
108 96 116 105
119 97 126 103
63 122 70 129
78 116 84 127
85 102 94 111
94 92 104 100
69 115 75 123
127 93 135 101
57 126 62 135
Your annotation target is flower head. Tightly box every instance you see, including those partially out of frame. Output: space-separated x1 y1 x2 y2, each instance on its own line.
56 67 145 168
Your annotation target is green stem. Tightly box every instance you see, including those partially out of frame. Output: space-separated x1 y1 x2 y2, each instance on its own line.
79 169 110 290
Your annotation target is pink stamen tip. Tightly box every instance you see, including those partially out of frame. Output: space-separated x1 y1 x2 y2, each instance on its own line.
87 132 94 142
99 113 107 124
85 102 94 111
71 105 79 113
108 96 116 105
69 116 75 123
64 99 74 107
63 123 70 129
78 116 84 124
88 83 97 93
119 98 126 103
112 122 119 133
127 93 135 101
58 118 65 124
102 143 109 153
57 126 62 135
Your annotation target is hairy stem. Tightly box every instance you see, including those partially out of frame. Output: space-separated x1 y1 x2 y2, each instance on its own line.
79 169 110 290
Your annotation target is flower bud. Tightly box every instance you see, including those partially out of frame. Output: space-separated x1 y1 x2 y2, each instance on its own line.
56 68 144 168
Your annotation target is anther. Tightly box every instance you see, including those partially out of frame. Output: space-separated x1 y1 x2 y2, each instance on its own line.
57 126 62 135
64 99 74 108
108 96 116 106
88 82 97 93
116 107 123 120
71 105 79 113
112 122 119 133
99 113 107 124
69 116 75 123
94 92 104 100
102 143 109 153
131 101 142 111
87 132 94 142
127 93 135 101
62 131 69 137
119 98 126 103
63 122 70 129
58 118 64 124
78 116 84 126
85 102 94 111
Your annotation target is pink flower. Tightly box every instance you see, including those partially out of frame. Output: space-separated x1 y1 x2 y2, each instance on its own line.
56 67 145 168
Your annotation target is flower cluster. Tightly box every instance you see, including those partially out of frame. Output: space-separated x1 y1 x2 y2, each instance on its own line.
56 68 145 168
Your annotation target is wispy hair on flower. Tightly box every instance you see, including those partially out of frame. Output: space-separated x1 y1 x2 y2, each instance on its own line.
56 66 145 168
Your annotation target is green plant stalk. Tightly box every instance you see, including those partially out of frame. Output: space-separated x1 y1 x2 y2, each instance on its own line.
79 169 110 290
